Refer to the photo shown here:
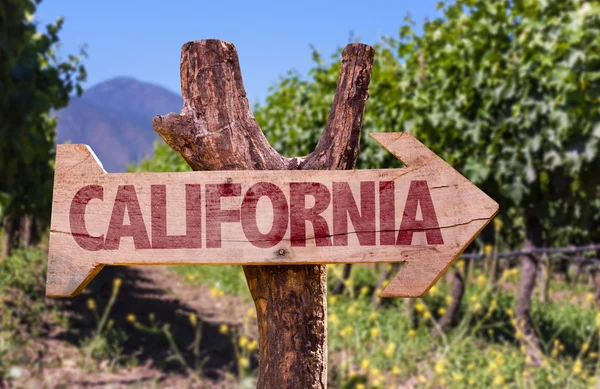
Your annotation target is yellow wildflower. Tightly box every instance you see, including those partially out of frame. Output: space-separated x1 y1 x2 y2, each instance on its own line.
247 308 255 318
127 313 136 323
356 384 365 389
438 307 447 316
414 301 425 313
595 312 600 327
239 357 249 368
239 336 249 348
467 363 475 370
392 366 401 376
219 324 229 334
189 313 197 326
417 374 426 383
370 327 380 338
583 343 589 352
445 296 454 305
429 285 438 296
408 329 416 337
112 278 122 292
493 375 505 386
340 326 353 337
477 275 486 288
434 359 446 374
507 309 514 317
247 339 258 351
470 294 479 303
360 359 370 370
473 302 483 313
585 293 594 303
385 342 396 357
452 372 463 382
107 319 114 330
360 286 370 297
210 287 219 296
423 311 432 320
328 296 337 304
370 367 381 377
573 359 583 375
382 280 390 288
329 314 340 326
468 378 476 385
484 244 493 257
493 217 502 230
87 298 96 310
369 311 378 321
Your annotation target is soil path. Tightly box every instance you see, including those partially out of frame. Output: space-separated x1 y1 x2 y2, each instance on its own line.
9 266 257 389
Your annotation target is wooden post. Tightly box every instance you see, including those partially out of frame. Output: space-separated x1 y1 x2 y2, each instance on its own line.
152 39 374 388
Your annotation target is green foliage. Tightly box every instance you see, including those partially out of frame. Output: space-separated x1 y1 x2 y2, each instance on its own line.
252 0 600 247
392 0 600 244
127 139 190 173
0 0 86 223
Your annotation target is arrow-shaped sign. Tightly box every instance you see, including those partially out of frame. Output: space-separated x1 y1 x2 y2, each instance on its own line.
46 132 498 298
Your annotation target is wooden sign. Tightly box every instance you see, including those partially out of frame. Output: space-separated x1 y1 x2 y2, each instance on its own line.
46 132 498 298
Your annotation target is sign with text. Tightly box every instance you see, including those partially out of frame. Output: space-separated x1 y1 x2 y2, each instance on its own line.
47 133 498 298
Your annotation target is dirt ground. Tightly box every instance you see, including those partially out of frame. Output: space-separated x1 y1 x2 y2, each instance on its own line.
4 266 257 388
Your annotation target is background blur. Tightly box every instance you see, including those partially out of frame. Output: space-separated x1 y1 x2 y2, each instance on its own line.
1 0 599 388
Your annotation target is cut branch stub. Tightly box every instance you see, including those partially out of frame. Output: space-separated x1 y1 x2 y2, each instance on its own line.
152 39 375 389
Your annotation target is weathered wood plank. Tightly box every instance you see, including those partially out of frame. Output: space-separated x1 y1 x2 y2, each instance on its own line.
47 132 498 297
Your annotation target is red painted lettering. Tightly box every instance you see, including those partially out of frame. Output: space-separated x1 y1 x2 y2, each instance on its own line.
332 181 376 246
105 185 152 250
205 183 241 248
70 185 105 251
151 184 202 249
241 182 288 248
397 180 444 245
290 182 332 247
379 181 396 245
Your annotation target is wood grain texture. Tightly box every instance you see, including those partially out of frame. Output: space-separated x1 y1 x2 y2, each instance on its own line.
47 133 498 297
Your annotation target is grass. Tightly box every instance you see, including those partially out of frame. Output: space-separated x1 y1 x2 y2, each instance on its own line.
173 261 600 388
1 244 599 388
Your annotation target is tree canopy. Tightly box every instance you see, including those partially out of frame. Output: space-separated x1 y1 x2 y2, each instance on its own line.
0 0 86 225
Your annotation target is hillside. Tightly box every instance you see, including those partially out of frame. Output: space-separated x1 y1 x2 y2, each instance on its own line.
56 77 182 172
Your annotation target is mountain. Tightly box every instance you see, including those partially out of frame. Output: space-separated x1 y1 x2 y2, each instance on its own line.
56 77 182 172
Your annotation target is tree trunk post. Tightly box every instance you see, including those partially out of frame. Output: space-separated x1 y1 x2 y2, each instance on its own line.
438 268 465 333
153 39 374 388
1 214 20 258
332 264 352 295
515 215 544 366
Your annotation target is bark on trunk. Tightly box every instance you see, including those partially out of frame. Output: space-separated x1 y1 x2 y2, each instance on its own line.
538 254 550 304
438 268 464 332
332 264 352 295
515 215 544 366
1 214 20 258
572 254 584 286
593 253 600 308
152 39 374 389
20 216 38 248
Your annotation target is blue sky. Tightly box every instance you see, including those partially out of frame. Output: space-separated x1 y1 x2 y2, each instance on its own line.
37 0 440 104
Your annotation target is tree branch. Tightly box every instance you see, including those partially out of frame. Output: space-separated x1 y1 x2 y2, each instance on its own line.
301 44 374 170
